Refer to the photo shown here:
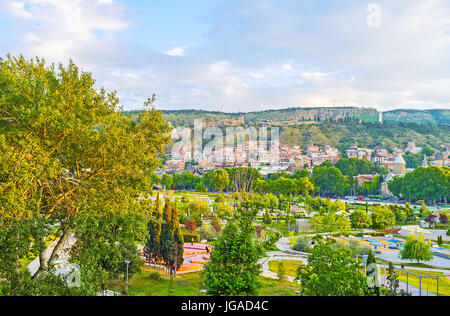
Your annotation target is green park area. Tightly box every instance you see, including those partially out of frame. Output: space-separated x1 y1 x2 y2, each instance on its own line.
399 271 449 296
108 269 298 296
268 260 304 278
379 268 450 296
1 56 449 297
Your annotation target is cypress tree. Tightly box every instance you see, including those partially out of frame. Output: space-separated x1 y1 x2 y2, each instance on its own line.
160 199 174 274
145 193 162 268
170 203 185 276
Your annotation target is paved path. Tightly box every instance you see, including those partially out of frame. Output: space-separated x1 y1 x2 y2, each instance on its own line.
264 232 449 296
259 252 307 282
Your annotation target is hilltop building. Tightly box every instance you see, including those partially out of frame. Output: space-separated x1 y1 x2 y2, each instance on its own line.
381 154 406 196
392 154 406 175
405 139 422 155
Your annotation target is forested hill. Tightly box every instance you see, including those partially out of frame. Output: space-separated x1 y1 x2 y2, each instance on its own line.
382 109 450 125
125 107 450 126
280 121 449 153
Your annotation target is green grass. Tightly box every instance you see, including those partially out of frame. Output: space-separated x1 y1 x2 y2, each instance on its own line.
381 269 450 296
108 269 298 296
376 258 450 271
265 222 298 237
259 277 298 296
268 260 304 278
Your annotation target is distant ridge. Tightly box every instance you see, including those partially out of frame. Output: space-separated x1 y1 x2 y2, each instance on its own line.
125 107 450 126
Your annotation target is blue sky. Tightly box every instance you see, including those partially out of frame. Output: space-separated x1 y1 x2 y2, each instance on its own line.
1 0 449 112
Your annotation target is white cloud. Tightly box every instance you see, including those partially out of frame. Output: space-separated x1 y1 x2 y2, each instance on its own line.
3 0 130 66
282 63 293 71
301 72 329 83
4 1 31 18
165 46 187 57
209 60 229 75
2 0 449 112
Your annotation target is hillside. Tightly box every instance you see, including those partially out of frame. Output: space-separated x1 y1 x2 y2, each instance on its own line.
124 107 450 151
280 121 449 152
382 109 450 125
126 107 449 126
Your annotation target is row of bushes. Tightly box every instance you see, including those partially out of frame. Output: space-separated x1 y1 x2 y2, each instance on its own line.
181 232 200 243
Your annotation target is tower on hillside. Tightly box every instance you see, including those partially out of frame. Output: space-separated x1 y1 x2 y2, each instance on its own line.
393 154 406 175
379 111 383 124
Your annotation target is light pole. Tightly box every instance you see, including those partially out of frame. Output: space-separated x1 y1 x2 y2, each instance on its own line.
125 260 131 286
362 254 368 275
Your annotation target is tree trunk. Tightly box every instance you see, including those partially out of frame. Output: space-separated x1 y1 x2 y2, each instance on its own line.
32 229 71 279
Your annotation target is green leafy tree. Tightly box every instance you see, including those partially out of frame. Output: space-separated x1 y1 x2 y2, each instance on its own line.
312 166 349 196
0 55 170 293
161 174 173 191
388 167 449 205
186 200 210 218
212 169 229 193
276 261 287 283
292 236 312 253
421 146 435 157
370 206 395 230
194 181 207 193
295 242 370 296
350 210 372 230
159 200 184 276
400 234 433 264
385 262 411 296
216 203 234 220
145 194 163 267
262 209 273 225
204 201 264 296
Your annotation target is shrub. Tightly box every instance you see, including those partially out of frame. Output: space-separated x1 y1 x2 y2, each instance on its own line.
184 219 198 233
277 262 287 283
293 236 312 253
211 221 222 233
182 232 200 243
263 231 282 251
148 271 162 281
196 224 219 241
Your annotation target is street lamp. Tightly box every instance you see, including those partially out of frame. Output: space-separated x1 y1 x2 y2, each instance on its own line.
125 260 131 286
362 255 368 275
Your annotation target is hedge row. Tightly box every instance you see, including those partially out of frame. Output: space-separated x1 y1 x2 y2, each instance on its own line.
182 232 201 243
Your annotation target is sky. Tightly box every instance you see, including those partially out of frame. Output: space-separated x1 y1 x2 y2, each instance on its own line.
0 0 449 112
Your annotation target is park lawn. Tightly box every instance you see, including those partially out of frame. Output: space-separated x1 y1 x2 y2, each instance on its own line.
108 269 298 296
109 270 204 296
396 269 450 296
380 268 450 296
259 277 298 296
268 260 304 278
265 222 297 237
376 258 450 271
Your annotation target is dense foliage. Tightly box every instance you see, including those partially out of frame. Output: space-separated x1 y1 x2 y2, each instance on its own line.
204 195 265 296
388 166 449 204
0 55 171 294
